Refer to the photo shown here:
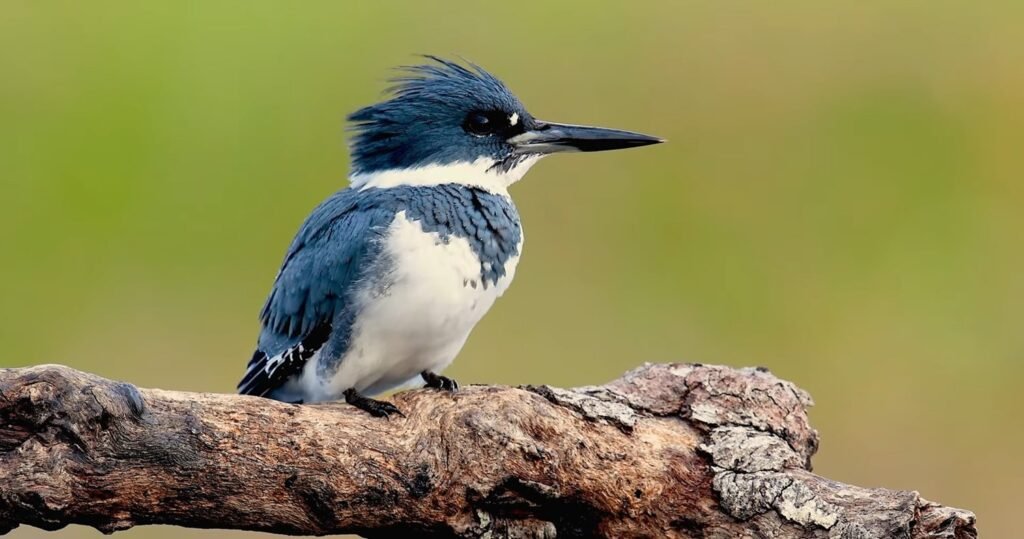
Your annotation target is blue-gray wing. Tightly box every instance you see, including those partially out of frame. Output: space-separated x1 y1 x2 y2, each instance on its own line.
237 189 394 399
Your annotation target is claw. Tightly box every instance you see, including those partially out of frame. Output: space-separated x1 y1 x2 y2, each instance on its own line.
421 370 458 392
344 388 404 418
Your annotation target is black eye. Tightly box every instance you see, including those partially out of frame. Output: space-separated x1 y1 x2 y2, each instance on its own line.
464 111 504 136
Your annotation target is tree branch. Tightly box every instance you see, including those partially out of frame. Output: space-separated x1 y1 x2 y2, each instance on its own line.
0 363 975 538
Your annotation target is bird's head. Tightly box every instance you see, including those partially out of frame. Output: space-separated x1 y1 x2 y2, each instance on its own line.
347 56 663 191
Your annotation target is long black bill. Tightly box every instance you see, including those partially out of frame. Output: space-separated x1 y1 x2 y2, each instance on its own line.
508 121 663 154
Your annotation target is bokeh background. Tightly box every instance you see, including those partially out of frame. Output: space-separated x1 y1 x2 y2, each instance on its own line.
2 1 1021 537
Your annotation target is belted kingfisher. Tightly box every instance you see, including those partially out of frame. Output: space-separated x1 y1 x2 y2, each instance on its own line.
237 56 662 416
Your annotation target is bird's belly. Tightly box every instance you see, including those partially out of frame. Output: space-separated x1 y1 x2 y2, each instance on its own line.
314 212 521 399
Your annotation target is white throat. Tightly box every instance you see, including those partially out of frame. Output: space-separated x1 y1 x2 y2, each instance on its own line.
349 156 542 193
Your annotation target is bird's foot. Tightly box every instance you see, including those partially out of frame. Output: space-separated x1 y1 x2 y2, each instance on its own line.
343 388 404 418
421 370 459 392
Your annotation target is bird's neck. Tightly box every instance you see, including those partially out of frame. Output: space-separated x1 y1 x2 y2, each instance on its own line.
348 156 542 195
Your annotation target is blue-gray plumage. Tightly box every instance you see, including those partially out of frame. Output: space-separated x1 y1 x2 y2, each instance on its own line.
238 185 520 399
348 60 532 174
237 56 661 415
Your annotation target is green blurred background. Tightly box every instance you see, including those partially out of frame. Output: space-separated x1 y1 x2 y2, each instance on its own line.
2 1 1020 537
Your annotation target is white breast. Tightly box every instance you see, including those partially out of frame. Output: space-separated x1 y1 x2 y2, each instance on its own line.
300 210 521 401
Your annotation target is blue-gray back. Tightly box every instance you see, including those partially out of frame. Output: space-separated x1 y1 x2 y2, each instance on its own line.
238 184 521 398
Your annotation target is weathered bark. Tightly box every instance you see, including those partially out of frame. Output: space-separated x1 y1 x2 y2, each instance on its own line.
0 363 975 538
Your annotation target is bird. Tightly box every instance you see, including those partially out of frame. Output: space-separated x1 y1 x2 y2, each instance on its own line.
237 56 662 416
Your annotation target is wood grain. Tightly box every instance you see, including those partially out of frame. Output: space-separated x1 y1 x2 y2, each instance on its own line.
0 363 976 538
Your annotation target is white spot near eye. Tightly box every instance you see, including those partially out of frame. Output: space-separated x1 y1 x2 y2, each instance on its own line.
509 112 519 126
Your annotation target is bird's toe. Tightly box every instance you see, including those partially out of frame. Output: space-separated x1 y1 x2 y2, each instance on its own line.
344 388 404 419
422 370 459 392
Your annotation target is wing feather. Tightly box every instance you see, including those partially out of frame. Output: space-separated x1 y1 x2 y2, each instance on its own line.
238 189 395 398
